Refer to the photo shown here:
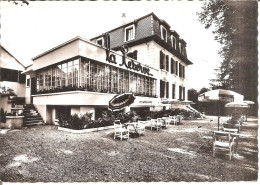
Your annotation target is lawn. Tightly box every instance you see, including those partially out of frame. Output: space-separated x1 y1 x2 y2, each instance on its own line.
0 116 258 182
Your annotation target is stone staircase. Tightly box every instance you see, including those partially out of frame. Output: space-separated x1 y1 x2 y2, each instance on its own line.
23 104 45 126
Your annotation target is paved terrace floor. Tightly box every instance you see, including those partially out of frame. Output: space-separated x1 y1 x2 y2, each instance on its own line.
0 116 258 182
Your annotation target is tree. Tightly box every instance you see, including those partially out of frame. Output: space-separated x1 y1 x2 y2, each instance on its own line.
198 87 209 95
197 0 258 115
8 0 29 6
188 88 199 103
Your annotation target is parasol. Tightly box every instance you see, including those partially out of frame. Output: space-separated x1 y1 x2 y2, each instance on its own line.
198 89 243 131
225 102 250 108
243 100 255 105
108 93 135 111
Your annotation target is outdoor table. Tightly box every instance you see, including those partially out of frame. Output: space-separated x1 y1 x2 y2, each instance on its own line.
124 122 140 135
213 130 244 155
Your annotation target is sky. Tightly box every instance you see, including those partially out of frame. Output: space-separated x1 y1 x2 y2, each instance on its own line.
1 0 221 90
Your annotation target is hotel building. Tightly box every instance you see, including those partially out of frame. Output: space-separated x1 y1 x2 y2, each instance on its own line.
22 12 193 124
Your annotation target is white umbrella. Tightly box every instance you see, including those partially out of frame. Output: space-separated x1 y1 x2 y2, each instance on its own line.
198 89 244 131
243 100 255 105
225 102 250 108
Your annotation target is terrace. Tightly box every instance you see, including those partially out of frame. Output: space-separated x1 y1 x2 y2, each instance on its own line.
0 116 258 182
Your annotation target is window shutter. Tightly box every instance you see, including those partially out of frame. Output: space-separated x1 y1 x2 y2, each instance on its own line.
172 84 175 99
179 85 182 100
176 61 178 75
179 63 182 77
166 82 169 98
166 55 169 71
171 58 174 74
183 87 185 100
160 51 163 69
160 80 164 98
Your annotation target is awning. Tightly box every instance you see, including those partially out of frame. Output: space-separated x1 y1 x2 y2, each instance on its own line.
161 99 180 104
21 68 34 76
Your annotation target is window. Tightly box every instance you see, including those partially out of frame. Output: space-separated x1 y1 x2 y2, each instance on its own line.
171 35 176 49
125 25 135 42
26 78 30 87
160 25 167 42
171 58 176 74
166 55 169 72
175 61 178 76
179 85 182 100
179 86 185 100
35 58 156 97
159 51 169 71
172 84 175 99
160 51 164 69
183 87 185 100
96 38 103 46
0 67 25 84
179 42 182 53
179 63 182 77
160 80 169 98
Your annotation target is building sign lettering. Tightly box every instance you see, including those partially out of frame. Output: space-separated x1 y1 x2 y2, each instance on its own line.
105 45 153 76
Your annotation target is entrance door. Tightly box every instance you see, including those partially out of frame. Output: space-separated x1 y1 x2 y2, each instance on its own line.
30 77 36 103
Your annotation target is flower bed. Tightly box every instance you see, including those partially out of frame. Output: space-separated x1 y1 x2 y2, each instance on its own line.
58 110 138 131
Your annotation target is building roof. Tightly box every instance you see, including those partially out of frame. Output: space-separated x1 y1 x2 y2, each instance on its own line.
32 36 88 60
91 12 179 40
0 45 26 68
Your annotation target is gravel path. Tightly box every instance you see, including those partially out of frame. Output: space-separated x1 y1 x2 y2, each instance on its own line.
0 116 258 182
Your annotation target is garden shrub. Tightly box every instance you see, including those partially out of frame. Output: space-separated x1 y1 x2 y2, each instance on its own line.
0 108 6 123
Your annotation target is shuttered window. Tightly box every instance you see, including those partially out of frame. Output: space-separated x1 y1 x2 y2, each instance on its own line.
183 87 185 100
166 82 169 98
179 85 182 100
172 84 175 99
179 63 182 77
160 80 165 98
160 51 163 69
166 55 169 72
171 58 174 74
176 61 178 76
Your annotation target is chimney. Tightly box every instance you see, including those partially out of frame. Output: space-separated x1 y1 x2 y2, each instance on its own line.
122 13 126 25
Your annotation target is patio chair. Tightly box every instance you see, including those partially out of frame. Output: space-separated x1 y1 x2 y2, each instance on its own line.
150 119 162 131
162 117 170 128
223 123 240 133
137 121 146 135
213 131 236 160
114 120 129 141
169 116 178 126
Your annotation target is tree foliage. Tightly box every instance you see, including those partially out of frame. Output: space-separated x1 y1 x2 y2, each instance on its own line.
8 0 29 6
197 0 258 114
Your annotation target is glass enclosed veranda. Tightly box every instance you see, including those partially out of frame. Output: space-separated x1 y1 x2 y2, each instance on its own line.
35 57 157 97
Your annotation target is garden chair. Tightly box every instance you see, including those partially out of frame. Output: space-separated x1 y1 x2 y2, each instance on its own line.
137 121 146 135
150 119 162 131
169 116 178 126
213 131 236 160
114 120 129 141
162 117 170 128
223 123 239 133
